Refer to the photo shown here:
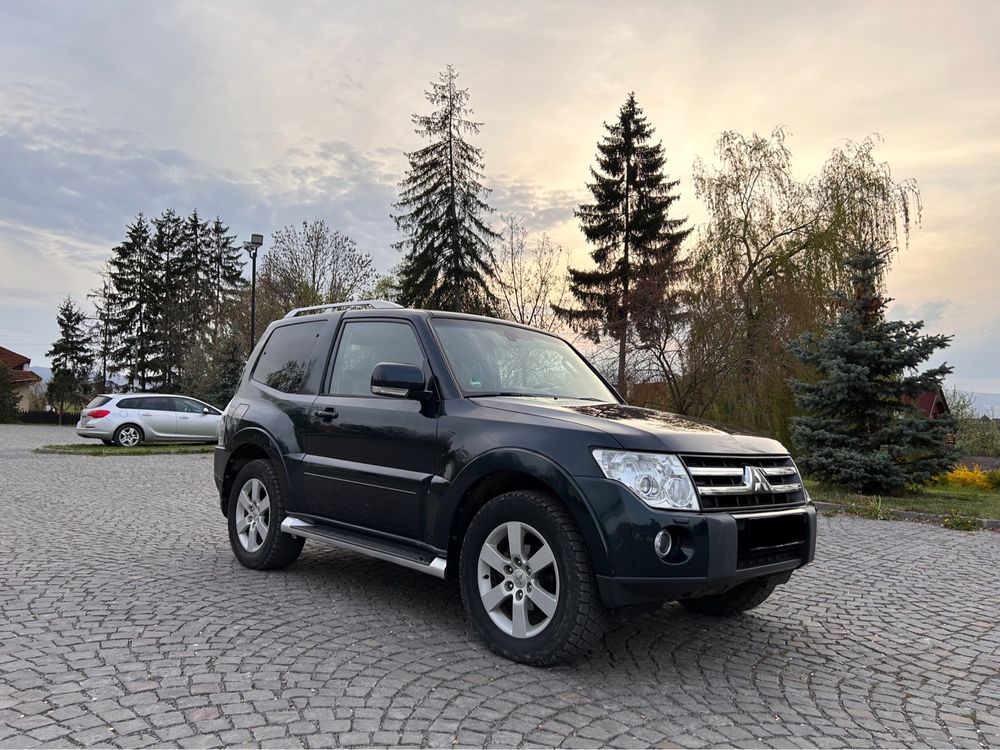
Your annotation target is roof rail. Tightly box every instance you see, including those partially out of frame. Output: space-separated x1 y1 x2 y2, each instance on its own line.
283 300 404 318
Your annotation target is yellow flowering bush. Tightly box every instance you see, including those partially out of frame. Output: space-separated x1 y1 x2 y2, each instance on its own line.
942 465 1000 492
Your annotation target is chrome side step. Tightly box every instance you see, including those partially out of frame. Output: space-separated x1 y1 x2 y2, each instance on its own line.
280 517 447 579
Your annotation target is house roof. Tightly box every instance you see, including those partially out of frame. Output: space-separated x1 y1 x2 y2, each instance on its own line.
904 390 949 418
0 345 31 368
9 369 41 385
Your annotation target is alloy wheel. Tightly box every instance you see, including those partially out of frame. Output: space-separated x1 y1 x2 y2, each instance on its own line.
235 478 271 553
477 521 560 638
118 427 140 447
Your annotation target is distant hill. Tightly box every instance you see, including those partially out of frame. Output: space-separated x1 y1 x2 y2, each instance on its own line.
29 366 52 383
972 392 1000 417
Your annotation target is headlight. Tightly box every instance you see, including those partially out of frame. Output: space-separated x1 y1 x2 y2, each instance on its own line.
591 449 700 511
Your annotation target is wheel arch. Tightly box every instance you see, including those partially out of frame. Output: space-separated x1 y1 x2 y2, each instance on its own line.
441 449 613 578
220 428 291 517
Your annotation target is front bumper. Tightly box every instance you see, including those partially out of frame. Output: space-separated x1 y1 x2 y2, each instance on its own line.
575 477 817 608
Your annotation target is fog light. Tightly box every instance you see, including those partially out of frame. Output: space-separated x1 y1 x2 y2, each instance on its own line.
653 529 673 559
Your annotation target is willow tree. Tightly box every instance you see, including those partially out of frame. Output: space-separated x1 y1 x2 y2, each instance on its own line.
687 128 920 438
392 65 498 314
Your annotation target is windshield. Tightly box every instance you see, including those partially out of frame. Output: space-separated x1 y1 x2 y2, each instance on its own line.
432 318 619 402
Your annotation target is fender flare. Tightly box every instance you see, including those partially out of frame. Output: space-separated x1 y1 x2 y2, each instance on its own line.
440 448 614 576
220 427 293 515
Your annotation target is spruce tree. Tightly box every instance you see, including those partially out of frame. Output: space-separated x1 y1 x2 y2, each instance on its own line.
153 209 186 388
392 65 498 314
0 361 19 422
790 245 959 493
205 217 245 346
88 267 117 393
47 296 95 396
555 93 691 393
107 214 160 390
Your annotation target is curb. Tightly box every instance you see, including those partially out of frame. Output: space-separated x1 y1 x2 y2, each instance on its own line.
813 501 1000 530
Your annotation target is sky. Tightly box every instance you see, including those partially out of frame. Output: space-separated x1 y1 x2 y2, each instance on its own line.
1 0 998 394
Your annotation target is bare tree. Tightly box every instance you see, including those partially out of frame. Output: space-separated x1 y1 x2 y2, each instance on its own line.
492 213 569 332
259 220 379 324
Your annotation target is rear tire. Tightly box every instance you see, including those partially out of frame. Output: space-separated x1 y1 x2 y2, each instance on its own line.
227 459 304 570
113 424 143 447
459 490 607 665
679 580 775 616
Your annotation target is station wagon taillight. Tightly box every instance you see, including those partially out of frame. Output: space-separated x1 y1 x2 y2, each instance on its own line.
88 409 111 419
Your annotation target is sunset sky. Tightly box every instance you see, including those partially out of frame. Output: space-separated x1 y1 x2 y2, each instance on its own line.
1 1 997 395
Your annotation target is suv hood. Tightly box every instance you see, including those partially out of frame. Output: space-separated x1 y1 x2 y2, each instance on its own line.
475 398 789 455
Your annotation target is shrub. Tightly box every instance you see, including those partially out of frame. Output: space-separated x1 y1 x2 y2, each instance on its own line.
943 465 996 492
941 511 978 531
853 497 894 521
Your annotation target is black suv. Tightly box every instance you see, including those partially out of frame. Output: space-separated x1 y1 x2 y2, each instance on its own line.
215 301 817 664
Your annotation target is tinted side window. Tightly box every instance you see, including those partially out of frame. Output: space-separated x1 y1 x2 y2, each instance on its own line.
328 321 425 396
143 397 173 411
252 321 324 393
116 398 139 409
173 398 205 414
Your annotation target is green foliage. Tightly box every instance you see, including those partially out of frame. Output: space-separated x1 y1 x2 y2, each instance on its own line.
852 497 895 520
683 129 920 437
35 443 214 456
392 65 498 315
791 246 960 494
47 296 94 396
556 93 690 393
940 512 979 531
0 361 19 422
45 369 81 424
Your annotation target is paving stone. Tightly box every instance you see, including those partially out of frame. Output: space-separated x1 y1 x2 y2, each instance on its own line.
0 425 997 748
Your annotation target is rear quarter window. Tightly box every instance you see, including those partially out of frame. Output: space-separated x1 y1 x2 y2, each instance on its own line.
252 321 324 393
116 398 139 409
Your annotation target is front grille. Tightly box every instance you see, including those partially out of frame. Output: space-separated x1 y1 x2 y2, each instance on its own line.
736 512 808 569
681 454 806 511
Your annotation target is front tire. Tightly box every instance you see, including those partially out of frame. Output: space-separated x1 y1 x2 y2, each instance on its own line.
113 424 143 447
227 459 304 570
679 580 776 616
459 490 607 666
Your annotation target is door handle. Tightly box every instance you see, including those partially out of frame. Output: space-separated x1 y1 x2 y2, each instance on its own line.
311 407 338 422
179 416 189 420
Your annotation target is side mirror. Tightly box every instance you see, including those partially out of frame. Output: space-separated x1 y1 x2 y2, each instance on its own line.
203 406 211 414
371 362 427 399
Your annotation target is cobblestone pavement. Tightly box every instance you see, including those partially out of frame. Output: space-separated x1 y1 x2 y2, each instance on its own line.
1 424 998 749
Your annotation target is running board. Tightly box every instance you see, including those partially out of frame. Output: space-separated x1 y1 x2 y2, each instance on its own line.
280 517 448 579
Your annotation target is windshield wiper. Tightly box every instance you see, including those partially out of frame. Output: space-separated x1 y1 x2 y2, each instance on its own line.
468 391 558 399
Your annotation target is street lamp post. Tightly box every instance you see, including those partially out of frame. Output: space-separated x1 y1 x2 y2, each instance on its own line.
244 233 264 351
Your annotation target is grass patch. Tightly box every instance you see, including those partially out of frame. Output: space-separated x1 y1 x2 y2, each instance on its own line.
35 443 214 456
808 480 1000 522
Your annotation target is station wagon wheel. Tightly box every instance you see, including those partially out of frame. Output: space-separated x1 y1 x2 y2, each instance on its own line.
235 478 270 553
477 521 560 638
113 424 143 447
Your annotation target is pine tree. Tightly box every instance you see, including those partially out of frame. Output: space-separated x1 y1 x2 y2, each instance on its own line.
790 245 959 493
88 267 116 393
107 214 161 390
153 209 186 388
205 217 245 346
555 93 691 393
0 361 19 422
392 65 499 314
47 296 95 397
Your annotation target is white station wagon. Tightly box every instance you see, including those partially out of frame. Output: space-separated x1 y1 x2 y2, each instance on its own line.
76 393 222 446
